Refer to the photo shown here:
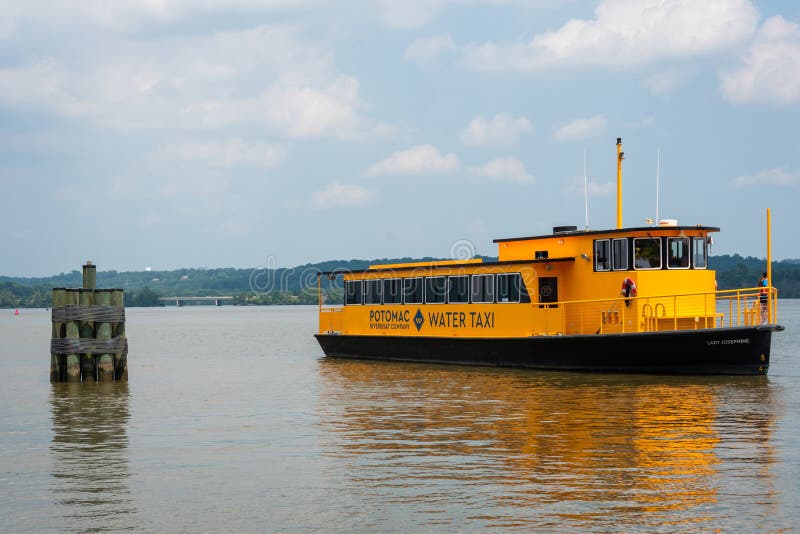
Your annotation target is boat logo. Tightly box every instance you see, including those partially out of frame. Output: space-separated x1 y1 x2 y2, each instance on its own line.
414 308 425 331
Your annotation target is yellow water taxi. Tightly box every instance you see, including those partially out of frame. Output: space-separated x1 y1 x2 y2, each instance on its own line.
316 138 783 375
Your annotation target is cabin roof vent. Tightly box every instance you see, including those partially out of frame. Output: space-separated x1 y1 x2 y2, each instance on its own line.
553 225 578 234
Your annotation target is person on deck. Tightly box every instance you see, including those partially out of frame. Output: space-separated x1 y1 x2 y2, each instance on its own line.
759 272 769 324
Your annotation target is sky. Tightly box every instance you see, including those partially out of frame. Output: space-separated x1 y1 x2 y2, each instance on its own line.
1 0 799 276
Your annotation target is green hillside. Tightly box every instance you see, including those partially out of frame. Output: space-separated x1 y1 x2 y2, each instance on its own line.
0 257 450 308
1 255 798 308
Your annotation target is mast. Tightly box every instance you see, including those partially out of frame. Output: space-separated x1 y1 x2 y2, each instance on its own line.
584 146 589 229
767 208 772 323
616 137 624 229
656 147 660 224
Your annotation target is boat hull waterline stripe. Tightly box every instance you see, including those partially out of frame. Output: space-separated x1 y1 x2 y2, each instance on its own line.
316 326 778 376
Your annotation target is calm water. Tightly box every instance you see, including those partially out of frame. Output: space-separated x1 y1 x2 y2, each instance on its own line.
1 303 799 532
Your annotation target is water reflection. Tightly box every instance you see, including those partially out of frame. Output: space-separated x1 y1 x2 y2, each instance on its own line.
317 360 778 530
49 382 136 531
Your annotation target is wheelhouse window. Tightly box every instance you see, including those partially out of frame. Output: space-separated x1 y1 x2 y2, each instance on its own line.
425 276 447 304
497 273 521 303
403 277 423 304
633 238 662 270
693 237 708 269
594 239 611 271
364 279 382 304
383 278 403 304
667 237 690 269
344 280 362 305
470 274 495 303
448 276 469 303
612 238 629 271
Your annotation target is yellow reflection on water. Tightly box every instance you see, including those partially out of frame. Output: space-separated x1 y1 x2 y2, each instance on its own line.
317 359 776 530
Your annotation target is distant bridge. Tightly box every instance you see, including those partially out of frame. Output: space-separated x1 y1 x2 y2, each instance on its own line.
158 296 235 307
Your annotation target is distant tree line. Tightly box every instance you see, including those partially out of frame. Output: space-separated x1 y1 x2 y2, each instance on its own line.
1 255 798 308
0 283 167 308
711 255 800 297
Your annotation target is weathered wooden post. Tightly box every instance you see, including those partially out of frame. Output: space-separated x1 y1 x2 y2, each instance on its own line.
95 289 114 381
111 289 127 381
50 288 67 382
79 288 96 382
82 261 96 291
50 261 128 382
79 263 97 381
65 289 81 382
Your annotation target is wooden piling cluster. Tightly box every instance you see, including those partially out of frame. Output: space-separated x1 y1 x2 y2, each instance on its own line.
50 262 128 382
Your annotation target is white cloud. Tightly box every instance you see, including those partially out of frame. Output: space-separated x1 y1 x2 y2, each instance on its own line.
366 145 460 176
257 78 367 140
311 182 375 208
0 24 384 140
462 0 759 72
459 113 533 147
405 34 456 65
153 139 287 169
471 157 533 184
730 166 800 188
554 115 607 141
721 16 800 106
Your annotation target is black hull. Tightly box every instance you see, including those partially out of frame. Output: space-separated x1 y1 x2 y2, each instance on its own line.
316 325 783 375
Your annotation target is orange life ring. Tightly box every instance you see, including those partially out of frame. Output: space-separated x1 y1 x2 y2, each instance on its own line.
621 277 638 298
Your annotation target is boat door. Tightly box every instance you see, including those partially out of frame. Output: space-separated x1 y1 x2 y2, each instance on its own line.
535 276 562 334
538 277 558 308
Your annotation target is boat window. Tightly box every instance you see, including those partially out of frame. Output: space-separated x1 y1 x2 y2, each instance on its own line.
425 276 447 304
448 276 469 303
612 238 629 270
383 278 403 304
497 273 521 303
594 240 611 271
633 238 662 270
344 280 362 305
667 237 690 269
470 274 495 303
693 237 708 269
364 279 382 304
403 277 423 304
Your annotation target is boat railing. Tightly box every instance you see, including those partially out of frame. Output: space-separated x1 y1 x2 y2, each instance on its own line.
540 286 778 336
317 286 777 337
319 306 344 334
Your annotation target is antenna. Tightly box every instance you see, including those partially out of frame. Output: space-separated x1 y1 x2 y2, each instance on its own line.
656 147 660 225
616 138 623 229
583 146 589 229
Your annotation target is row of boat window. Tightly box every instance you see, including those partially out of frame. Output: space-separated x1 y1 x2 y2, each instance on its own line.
345 273 524 305
594 236 708 272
